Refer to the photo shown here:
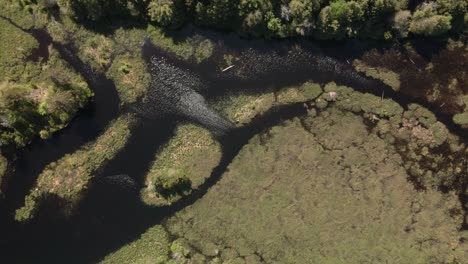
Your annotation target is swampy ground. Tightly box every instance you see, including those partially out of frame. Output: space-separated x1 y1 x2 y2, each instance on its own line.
0 1 467 264
102 84 468 264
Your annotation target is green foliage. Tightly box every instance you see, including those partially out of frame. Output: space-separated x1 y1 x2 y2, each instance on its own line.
49 0 465 39
301 81 323 99
393 10 412 37
194 39 214 63
453 112 468 126
404 104 437 127
0 82 45 147
147 0 185 28
0 77 92 149
79 35 115 72
238 0 274 36
316 0 364 39
284 0 320 36
0 16 38 82
0 5 93 151
154 171 192 199
384 31 393 40
15 115 135 221
57 0 134 22
409 4 452 36
434 0 467 33
194 0 239 29
107 54 150 104
146 25 215 62
164 110 467 263
141 124 221 206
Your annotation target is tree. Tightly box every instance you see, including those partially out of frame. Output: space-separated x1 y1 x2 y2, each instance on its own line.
238 0 273 35
393 10 412 37
409 4 452 36
316 0 365 39
434 0 467 33
147 0 185 28
193 0 239 30
57 0 131 22
286 0 321 36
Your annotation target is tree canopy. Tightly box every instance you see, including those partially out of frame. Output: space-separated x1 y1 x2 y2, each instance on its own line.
52 0 467 39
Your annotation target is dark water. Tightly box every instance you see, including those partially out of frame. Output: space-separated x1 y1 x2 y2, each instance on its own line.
0 29 120 214
0 21 466 263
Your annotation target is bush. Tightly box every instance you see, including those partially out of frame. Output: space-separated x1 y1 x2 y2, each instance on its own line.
154 170 192 199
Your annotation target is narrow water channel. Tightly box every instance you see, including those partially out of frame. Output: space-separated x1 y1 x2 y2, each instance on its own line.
0 19 466 263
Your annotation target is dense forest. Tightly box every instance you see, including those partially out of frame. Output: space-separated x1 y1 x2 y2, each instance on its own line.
38 0 468 39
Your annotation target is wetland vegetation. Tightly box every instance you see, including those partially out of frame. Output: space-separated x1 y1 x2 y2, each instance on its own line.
0 0 467 263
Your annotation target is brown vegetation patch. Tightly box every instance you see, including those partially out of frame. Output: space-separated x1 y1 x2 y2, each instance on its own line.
353 41 468 116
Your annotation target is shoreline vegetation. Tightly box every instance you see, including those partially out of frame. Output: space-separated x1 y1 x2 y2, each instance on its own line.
352 39 468 128
15 114 137 221
0 0 467 262
1 0 466 157
46 0 467 40
141 123 222 206
103 81 468 263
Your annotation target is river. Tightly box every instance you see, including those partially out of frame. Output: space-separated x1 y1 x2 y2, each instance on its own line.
0 21 466 263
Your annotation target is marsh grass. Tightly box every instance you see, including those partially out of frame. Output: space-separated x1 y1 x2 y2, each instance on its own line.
141 124 222 206
15 115 137 221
